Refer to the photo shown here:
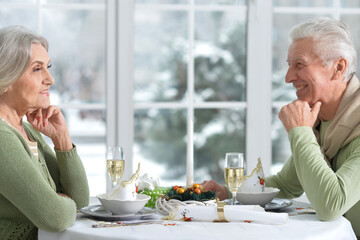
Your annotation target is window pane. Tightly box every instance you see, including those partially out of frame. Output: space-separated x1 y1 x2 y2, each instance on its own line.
274 0 333 7
341 16 360 75
136 0 188 4
44 0 104 3
0 0 34 2
341 0 360 8
272 14 330 101
195 0 247 5
194 109 246 184
194 11 246 102
42 9 106 104
271 107 291 174
62 109 106 196
77 142 106 196
134 109 187 186
63 109 106 137
134 10 188 102
0 9 36 29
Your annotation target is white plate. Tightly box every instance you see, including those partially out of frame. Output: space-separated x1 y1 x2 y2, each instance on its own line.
97 193 151 215
80 205 156 221
236 187 280 206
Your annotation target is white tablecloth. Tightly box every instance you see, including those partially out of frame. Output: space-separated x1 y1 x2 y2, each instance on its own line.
39 208 356 240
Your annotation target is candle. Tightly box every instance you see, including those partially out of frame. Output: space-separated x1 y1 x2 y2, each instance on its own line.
186 118 194 188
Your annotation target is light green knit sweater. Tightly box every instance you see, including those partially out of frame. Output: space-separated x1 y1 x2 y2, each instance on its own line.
0 120 89 240
266 76 360 237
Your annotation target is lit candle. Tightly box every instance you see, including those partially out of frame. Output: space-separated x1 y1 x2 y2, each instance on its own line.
186 118 194 188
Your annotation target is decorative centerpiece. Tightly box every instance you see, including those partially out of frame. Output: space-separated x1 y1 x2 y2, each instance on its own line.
165 184 216 201
155 184 216 215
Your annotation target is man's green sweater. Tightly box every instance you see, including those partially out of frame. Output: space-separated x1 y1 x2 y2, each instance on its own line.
266 125 360 237
0 120 89 239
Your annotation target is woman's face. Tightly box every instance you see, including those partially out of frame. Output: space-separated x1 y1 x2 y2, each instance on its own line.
5 43 55 113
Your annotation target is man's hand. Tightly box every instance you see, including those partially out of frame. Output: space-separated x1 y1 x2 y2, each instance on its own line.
202 180 228 200
278 100 321 132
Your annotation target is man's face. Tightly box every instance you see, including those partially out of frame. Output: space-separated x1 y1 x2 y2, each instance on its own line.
285 38 335 106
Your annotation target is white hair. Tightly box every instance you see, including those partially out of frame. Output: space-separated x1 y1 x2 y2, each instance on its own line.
0 26 48 95
289 17 357 82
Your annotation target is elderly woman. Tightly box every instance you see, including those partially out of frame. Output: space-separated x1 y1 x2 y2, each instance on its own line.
0 26 89 239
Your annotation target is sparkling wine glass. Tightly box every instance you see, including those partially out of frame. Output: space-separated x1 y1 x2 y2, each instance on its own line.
224 152 244 205
106 146 125 188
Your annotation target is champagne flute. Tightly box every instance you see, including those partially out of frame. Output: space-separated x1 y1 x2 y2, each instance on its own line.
106 146 125 188
224 152 244 205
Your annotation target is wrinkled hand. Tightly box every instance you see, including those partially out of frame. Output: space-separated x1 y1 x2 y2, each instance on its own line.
278 100 321 132
26 106 73 151
57 193 71 199
202 180 228 200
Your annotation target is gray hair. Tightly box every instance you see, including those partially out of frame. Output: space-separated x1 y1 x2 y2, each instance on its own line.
0 26 48 95
289 17 357 82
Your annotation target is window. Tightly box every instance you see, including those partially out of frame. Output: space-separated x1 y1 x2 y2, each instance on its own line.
133 1 248 186
3 0 360 196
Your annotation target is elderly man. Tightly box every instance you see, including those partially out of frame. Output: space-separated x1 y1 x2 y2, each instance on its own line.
203 17 360 238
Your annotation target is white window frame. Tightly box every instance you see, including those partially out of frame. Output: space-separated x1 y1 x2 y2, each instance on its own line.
6 0 357 191
107 0 273 180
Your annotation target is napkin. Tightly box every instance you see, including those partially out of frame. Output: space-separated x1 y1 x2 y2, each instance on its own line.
241 157 265 193
107 163 141 200
165 205 288 225
138 173 160 191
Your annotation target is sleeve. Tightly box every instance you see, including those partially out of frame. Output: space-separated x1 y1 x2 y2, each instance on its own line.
280 126 360 220
41 140 90 210
265 155 304 199
0 131 77 232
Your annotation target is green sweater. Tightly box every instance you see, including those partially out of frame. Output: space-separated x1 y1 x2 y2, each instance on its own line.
266 125 360 237
0 120 89 239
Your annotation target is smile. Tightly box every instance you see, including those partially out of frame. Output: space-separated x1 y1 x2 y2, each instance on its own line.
40 90 50 96
295 85 308 91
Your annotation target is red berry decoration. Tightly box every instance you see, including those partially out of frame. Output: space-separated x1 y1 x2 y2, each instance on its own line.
194 188 201 194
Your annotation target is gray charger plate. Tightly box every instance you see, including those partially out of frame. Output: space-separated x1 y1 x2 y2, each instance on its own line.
80 205 156 221
224 198 292 211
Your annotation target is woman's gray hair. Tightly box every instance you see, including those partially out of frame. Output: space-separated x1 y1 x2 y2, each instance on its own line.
289 17 357 82
0 26 48 95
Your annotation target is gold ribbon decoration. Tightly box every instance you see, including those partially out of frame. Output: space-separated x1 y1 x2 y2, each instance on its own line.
213 198 229 222
121 163 141 188
243 157 263 180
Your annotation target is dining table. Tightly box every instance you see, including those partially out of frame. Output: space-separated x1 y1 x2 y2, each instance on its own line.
38 195 357 240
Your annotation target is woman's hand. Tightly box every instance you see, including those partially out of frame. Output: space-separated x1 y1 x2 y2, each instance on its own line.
57 193 71 199
202 180 228 200
26 106 73 151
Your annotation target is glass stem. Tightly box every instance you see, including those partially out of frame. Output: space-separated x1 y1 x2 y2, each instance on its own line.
231 191 236 205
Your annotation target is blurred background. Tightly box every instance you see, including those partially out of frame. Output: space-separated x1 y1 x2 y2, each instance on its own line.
1 0 360 196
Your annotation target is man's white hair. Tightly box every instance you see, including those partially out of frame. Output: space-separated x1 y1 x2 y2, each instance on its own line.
290 17 357 82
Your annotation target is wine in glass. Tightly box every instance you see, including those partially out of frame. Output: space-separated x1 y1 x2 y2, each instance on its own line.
224 152 244 205
107 146 125 188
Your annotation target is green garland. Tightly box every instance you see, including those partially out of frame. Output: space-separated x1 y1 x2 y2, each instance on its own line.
165 186 216 201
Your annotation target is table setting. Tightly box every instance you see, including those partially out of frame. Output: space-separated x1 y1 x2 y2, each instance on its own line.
38 149 357 240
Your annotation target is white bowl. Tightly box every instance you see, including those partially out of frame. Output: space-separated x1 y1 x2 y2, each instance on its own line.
236 187 280 206
97 193 150 216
